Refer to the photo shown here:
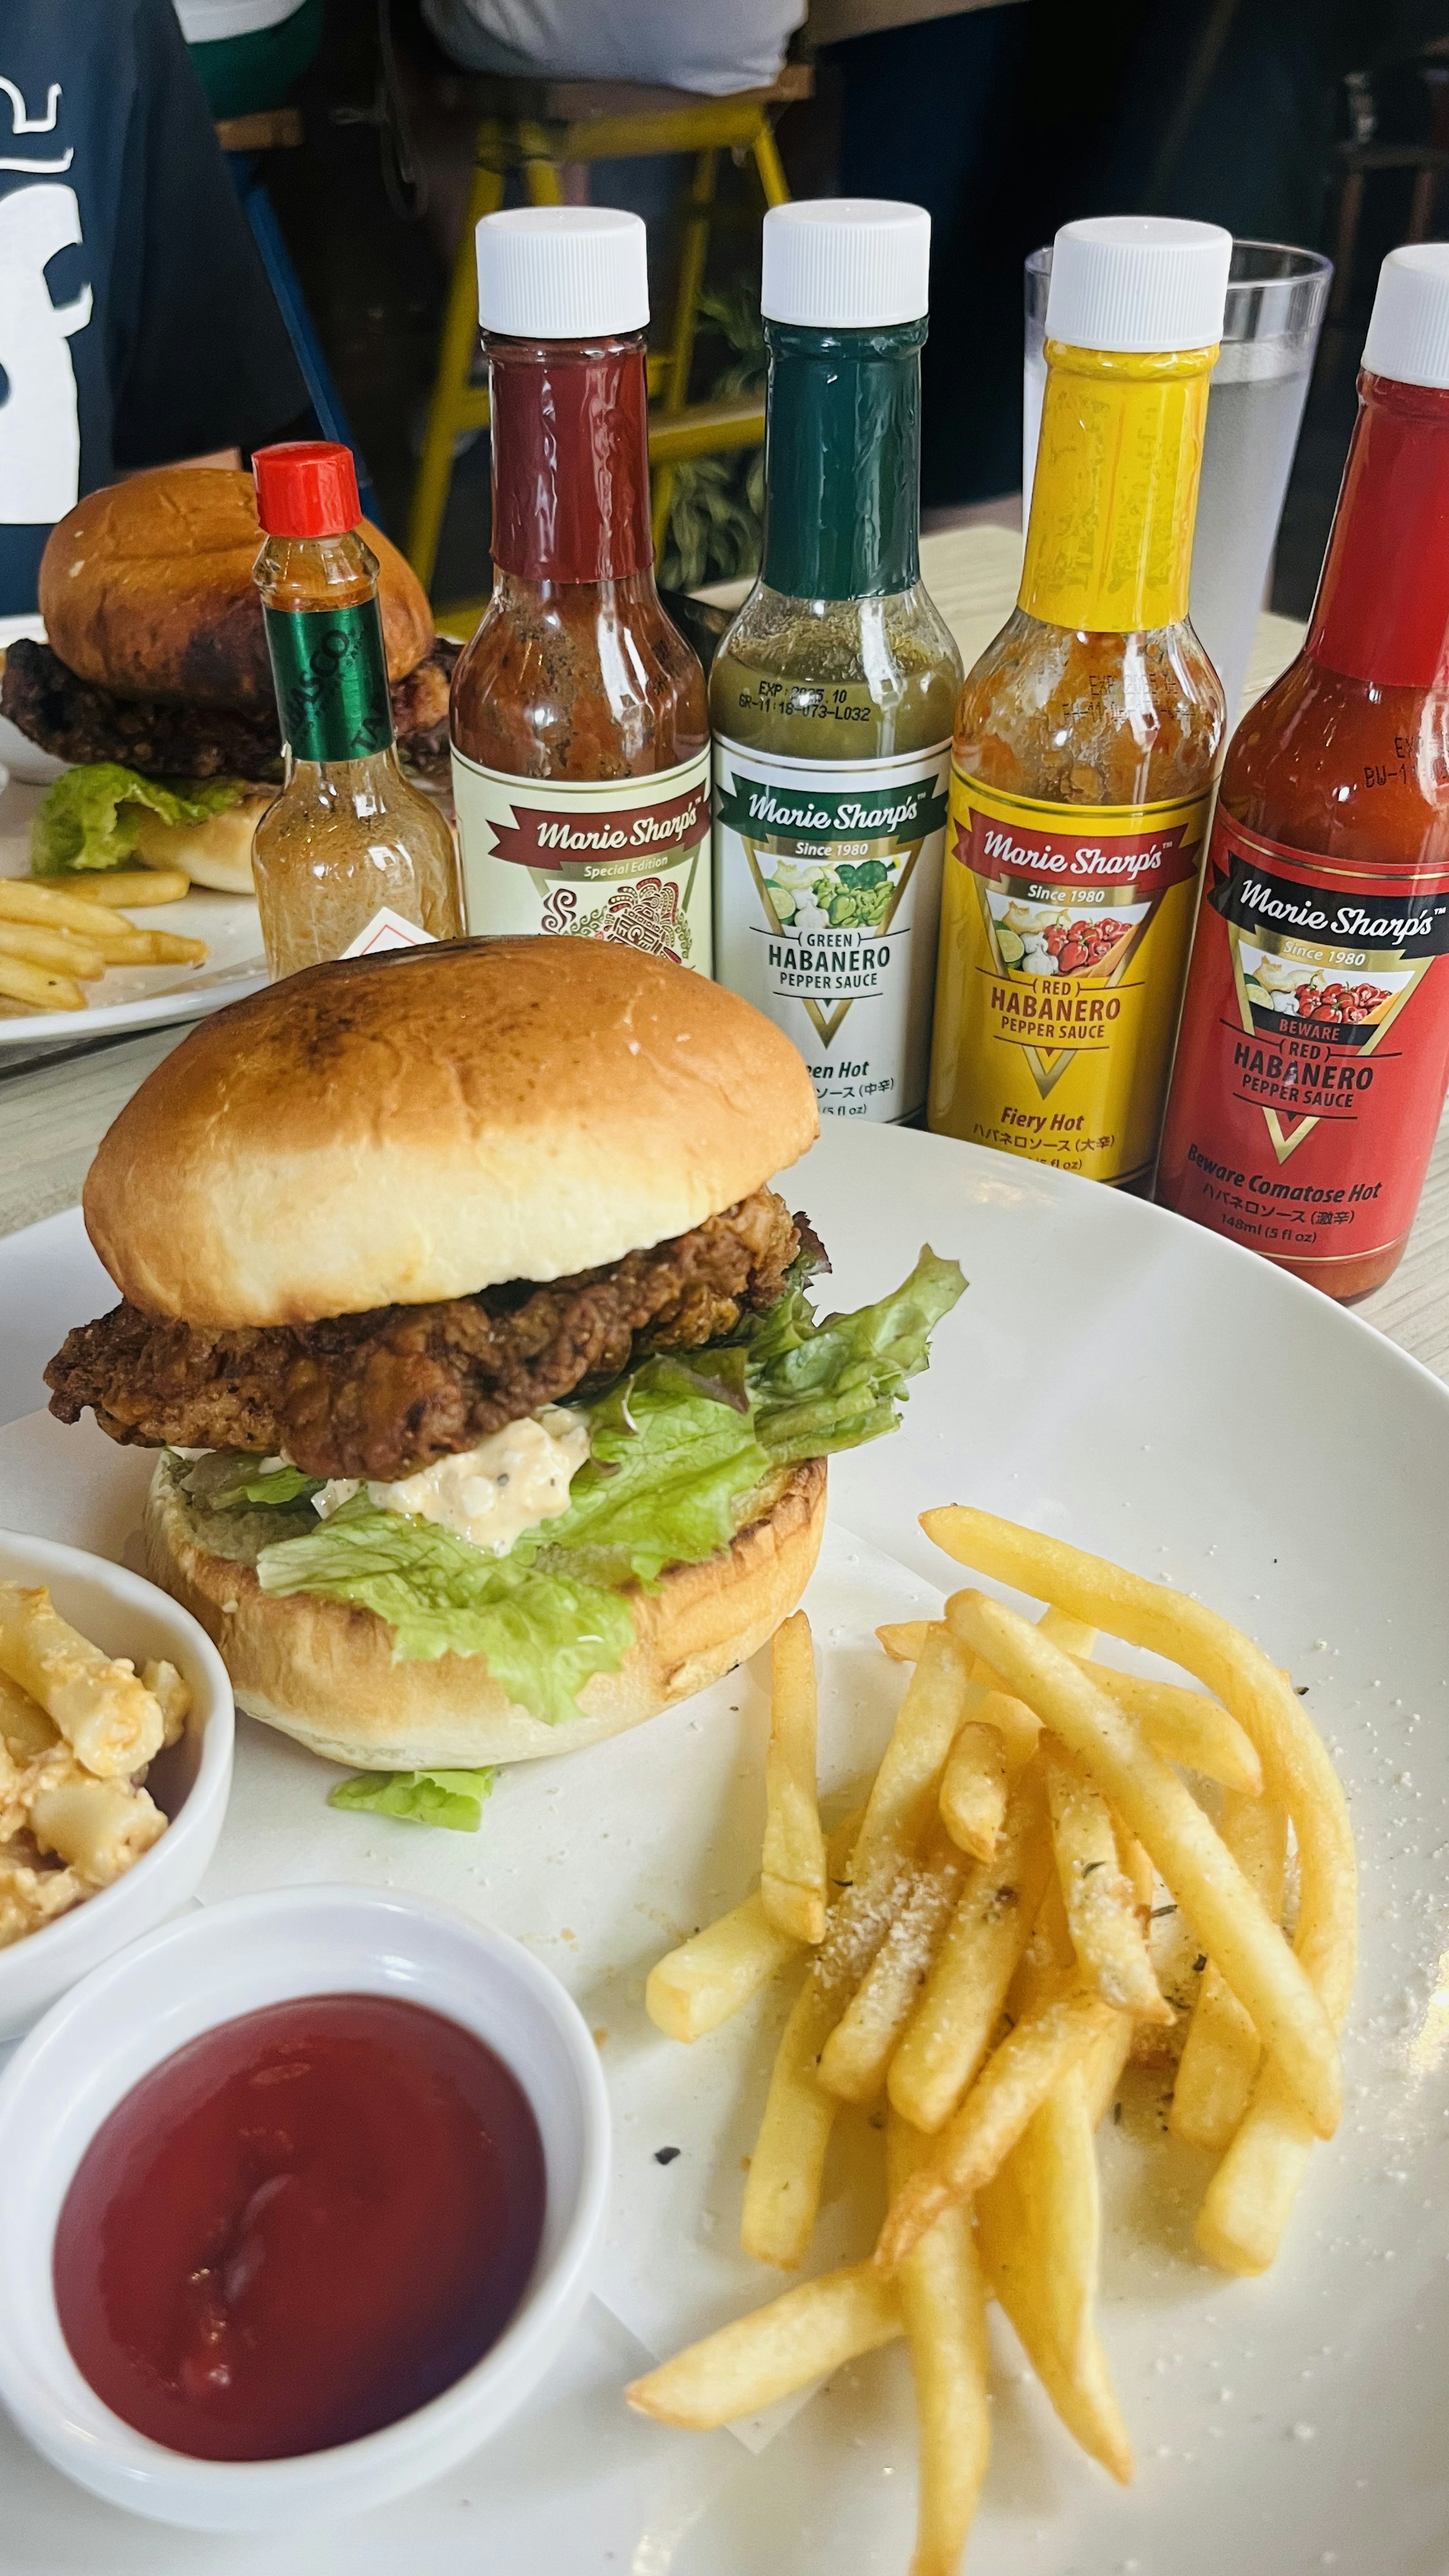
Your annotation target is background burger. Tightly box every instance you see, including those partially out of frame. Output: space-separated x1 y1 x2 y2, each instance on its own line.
0 466 457 894
45 941 963 1804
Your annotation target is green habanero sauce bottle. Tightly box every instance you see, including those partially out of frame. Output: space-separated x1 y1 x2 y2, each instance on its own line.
711 199 962 1122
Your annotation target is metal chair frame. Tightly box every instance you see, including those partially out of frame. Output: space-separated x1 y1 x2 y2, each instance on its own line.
406 80 797 598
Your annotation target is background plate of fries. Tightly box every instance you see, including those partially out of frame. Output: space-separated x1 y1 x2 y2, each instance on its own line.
0 777 267 1046
0 1122 1446 2576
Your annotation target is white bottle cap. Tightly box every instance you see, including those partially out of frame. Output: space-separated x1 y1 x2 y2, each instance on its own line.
1044 215 1231 354
476 207 649 338
761 199 931 329
1361 243 1449 389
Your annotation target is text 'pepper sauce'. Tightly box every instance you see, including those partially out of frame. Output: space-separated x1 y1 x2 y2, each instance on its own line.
54 1994 546 2461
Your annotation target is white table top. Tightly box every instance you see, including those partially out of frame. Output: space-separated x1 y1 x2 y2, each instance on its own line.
3 523 1445 1378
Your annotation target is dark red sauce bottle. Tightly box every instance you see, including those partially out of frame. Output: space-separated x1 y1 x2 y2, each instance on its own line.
449 207 710 972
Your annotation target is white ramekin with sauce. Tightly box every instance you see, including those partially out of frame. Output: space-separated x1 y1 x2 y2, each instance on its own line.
0 1883 612 2529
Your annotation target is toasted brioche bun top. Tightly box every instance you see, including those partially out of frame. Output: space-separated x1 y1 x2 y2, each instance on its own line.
39 469 434 708
84 940 820 1327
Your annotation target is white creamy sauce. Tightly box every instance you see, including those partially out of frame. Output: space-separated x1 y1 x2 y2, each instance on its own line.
311 1405 591 1556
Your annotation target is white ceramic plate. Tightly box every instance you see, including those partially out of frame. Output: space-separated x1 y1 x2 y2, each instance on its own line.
0 772 268 1047
0 1123 1446 2576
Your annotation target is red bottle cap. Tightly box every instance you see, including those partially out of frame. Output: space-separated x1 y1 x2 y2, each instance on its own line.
253 441 362 538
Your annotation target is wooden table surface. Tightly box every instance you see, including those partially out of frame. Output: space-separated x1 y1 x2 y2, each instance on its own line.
3 524 1446 1378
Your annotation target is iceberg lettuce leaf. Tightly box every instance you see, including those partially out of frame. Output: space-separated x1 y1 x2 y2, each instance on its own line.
31 765 245 874
327 1766 496 1831
257 1498 635 1728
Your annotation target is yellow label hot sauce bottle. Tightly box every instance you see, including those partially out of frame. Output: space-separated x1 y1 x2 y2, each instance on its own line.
929 217 1231 1185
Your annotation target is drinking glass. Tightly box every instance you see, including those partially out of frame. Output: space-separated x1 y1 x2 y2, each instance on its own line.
1024 241 1332 717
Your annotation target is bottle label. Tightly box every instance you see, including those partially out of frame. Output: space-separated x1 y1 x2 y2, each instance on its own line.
263 601 394 764
452 748 712 975
712 735 951 1123
1158 812 1449 1263
340 908 438 958
931 772 1210 1184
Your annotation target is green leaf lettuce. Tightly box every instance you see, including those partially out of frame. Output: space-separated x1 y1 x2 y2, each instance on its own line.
31 765 246 874
328 1766 496 1832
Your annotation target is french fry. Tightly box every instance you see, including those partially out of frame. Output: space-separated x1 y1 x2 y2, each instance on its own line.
761 1612 828 1944
877 1618 935 1663
888 1766 1052 2135
943 1590 1342 2142
937 1720 1007 1861
1044 1742 1172 2023
0 1586 163 1777
625 2261 903 2428
0 955 83 1011
648 1893 801 2042
1080 2008 1134 2132
0 880 130 935
1171 1792 1287 2152
740 1970 841 2269
810 1627 977 2018
877 1989 1120 2274
1073 1661 1263 1795
61 867 189 905
975 2062 1133 2484
1194 2063 1317 2275
1039 1608 1098 1659
83 925 208 967
0 920 105 978
921 1508 1355 2130
856 1626 976 1873
818 1828 966 2104
888 2112 991 2576
647 1809 862 2043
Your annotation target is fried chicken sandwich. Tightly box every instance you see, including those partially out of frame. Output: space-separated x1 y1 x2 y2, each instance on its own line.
46 940 963 1794
1 467 458 893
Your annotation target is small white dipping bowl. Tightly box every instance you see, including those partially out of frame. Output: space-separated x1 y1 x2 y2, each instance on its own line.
0 1883 612 2530
0 1529 234 2041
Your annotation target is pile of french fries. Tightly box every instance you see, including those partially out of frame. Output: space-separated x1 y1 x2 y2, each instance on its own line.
628 1506 1358 2574
0 877 206 1016
0 1583 190 1945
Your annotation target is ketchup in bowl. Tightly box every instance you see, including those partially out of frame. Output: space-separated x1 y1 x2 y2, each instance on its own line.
53 1994 546 2461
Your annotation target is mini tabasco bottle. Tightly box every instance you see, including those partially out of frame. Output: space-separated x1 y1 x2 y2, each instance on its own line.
712 200 963 1123
1158 245 1449 1298
450 208 711 973
251 442 463 976
929 217 1231 1185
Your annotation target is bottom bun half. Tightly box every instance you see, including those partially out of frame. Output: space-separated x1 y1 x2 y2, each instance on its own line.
143 1455 826 1770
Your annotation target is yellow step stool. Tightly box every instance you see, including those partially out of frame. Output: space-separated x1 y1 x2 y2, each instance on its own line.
407 66 807 601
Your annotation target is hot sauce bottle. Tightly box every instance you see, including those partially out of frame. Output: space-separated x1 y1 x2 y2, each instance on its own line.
450 209 710 973
711 200 963 1123
251 443 463 977
929 218 1231 1186
1158 246 1449 1298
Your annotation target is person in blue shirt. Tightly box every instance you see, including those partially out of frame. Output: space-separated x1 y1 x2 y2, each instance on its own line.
0 0 306 614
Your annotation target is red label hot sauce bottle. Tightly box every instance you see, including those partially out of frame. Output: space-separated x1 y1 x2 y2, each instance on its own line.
449 208 711 972
1158 245 1449 1298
